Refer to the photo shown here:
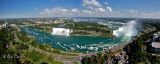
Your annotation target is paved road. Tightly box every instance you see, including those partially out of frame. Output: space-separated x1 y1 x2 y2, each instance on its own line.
28 46 81 63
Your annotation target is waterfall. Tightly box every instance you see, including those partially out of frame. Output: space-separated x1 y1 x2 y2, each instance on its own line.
113 20 138 37
51 28 72 36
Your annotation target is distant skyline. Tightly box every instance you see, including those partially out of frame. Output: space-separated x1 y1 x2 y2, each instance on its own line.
0 0 160 18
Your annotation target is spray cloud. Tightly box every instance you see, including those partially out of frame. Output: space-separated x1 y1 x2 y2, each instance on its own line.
113 20 138 37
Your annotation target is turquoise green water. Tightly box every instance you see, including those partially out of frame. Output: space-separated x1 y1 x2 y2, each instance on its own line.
21 26 134 52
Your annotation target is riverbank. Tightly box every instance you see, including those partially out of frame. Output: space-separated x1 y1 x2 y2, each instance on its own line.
109 31 141 52
84 31 141 57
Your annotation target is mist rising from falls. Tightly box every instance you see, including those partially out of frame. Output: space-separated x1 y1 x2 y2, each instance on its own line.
113 20 138 37
51 28 72 36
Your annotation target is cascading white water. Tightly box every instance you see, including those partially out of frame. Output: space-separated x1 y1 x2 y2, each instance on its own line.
51 28 72 36
113 20 138 37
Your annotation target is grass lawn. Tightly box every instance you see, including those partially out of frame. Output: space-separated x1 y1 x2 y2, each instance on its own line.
61 57 74 59
72 62 78 64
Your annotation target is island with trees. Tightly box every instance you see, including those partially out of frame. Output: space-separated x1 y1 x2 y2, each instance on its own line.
64 22 113 37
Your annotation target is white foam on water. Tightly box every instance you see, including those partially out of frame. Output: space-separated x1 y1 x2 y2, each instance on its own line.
61 46 68 51
56 42 62 47
76 44 80 48
70 47 75 51
89 47 94 50
95 47 98 51
98 46 105 47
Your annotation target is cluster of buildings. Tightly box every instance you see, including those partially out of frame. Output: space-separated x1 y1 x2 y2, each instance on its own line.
33 20 53 24
29 18 71 24
53 18 65 23
108 52 128 64
150 32 160 53
53 18 71 24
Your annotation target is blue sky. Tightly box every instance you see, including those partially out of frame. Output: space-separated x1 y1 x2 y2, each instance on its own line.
0 0 160 18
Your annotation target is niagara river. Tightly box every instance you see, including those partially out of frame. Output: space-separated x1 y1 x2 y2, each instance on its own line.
21 19 139 52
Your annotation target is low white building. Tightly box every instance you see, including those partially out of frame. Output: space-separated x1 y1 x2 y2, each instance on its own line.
3 21 9 29
151 42 160 53
152 34 159 42
153 34 159 38
54 20 61 23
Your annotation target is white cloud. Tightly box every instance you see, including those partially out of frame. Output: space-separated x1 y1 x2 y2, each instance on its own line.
40 6 114 17
127 9 138 14
141 11 160 18
41 8 50 14
82 0 113 13
40 7 68 15
107 6 112 12
71 8 80 13
40 7 96 16
50 7 67 12
82 0 102 7
44 9 50 12
96 8 105 12
104 2 108 5
87 6 95 10
39 7 160 18
113 9 160 18
51 7 67 12
82 10 94 14
124 9 139 17
35 8 38 10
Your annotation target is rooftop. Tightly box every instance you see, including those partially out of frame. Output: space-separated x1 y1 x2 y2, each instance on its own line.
151 42 160 48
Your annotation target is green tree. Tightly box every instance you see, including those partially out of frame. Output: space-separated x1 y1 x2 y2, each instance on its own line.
84 56 88 64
